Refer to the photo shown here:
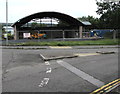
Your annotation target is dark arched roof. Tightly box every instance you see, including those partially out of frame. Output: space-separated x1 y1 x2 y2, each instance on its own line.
12 11 84 28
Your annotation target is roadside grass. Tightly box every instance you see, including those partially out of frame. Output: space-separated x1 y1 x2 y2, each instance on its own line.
13 39 120 46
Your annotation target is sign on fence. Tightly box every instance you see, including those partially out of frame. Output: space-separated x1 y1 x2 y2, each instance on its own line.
23 33 30 38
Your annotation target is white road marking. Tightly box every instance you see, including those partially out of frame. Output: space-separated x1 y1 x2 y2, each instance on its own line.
57 60 105 87
46 68 52 73
40 54 46 59
45 61 50 65
38 78 49 87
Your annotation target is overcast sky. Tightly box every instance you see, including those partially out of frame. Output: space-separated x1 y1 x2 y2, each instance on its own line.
0 0 100 23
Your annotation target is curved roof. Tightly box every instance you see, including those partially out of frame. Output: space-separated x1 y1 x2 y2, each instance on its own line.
12 11 84 28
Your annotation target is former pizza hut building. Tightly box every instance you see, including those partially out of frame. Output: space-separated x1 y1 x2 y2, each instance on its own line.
12 11 92 40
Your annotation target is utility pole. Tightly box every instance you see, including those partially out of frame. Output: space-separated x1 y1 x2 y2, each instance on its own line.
6 0 8 45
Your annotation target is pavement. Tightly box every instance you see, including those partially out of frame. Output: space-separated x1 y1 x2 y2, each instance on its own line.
1 45 119 49
1 46 119 93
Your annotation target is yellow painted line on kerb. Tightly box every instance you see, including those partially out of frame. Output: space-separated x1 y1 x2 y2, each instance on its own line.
90 78 120 94
49 46 72 49
74 53 100 57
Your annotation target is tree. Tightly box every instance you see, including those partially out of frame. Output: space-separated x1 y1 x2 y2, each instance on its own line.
96 0 120 29
31 22 38 28
31 22 47 28
77 16 100 28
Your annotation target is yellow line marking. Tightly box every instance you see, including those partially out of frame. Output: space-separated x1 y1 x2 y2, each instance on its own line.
98 90 104 94
105 81 120 91
112 81 120 87
75 53 100 57
49 46 72 49
104 85 113 90
92 79 120 93
90 78 120 94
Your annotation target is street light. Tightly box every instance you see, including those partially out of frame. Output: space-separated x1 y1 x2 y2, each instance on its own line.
6 0 8 45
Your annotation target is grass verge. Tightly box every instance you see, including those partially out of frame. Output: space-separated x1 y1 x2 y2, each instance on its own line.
12 39 119 46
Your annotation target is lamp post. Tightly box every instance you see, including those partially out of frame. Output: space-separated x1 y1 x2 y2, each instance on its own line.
6 0 8 45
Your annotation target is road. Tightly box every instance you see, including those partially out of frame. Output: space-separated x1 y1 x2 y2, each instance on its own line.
2 47 119 93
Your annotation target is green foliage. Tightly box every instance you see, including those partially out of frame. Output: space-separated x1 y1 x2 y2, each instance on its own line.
39 23 47 27
103 32 113 39
14 39 119 46
31 22 38 28
103 31 120 39
77 1 120 29
3 33 14 40
77 16 100 28
31 22 47 28
96 1 120 29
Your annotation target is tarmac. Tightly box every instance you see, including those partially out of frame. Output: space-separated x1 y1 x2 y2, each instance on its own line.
1 45 119 93
1 45 118 61
1 45 119 49
2 47 119 92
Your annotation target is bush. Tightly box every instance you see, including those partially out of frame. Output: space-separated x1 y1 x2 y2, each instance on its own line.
103 32 113 39
103 30 120 39
116 30 120 39
7 33 14 40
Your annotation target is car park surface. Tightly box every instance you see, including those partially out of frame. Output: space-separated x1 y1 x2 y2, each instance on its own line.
2 47 119 93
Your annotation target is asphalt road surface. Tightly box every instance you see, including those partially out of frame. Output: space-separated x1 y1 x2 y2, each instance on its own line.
2 47 119 93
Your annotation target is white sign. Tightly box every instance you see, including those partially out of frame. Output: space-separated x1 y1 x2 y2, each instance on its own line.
23 33 30 38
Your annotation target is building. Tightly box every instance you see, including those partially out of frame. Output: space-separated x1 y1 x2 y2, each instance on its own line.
12 11 92 40
3 26 14 35
0 23 14 35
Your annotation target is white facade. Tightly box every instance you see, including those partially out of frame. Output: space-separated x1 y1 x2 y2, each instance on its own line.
3 26 14 35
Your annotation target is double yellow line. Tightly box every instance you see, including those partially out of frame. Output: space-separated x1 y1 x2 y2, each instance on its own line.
90 78 120 94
